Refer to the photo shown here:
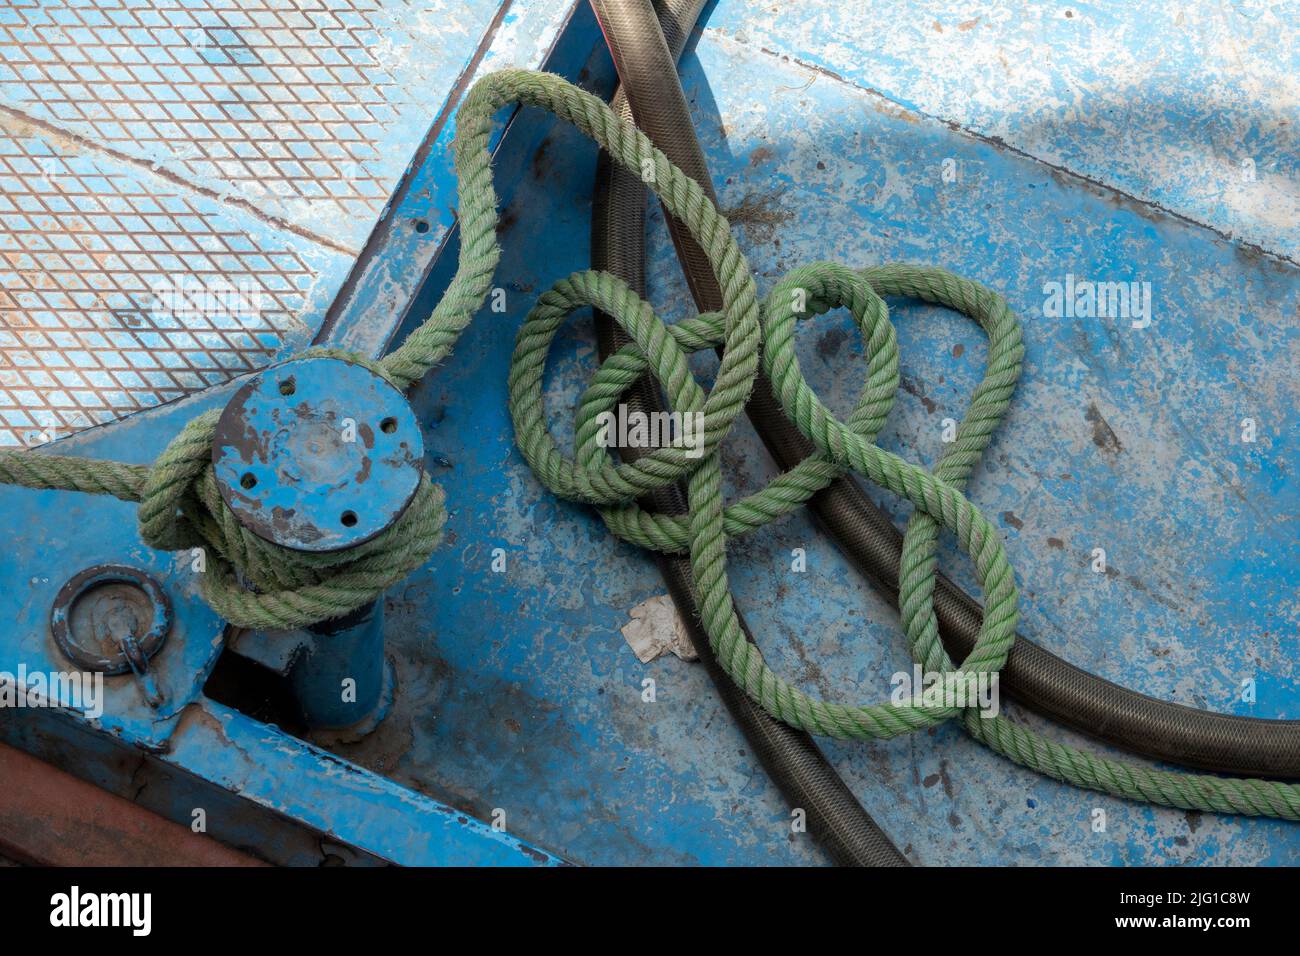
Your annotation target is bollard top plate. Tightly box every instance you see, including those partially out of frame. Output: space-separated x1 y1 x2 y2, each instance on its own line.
212 355 424 553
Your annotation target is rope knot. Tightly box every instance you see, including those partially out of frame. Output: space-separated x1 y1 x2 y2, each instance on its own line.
507 256 1024 740
133 349 448 632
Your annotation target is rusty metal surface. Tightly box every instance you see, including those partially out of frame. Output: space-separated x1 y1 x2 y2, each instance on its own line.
0 738 267 866
0 0 1292 868
340 6 1298 865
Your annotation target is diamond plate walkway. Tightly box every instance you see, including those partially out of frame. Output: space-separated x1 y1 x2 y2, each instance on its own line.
0 0 507 446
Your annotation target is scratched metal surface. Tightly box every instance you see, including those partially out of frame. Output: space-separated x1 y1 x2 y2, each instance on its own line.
706 0 1299 261
331 4 1299 865
0 0 515 445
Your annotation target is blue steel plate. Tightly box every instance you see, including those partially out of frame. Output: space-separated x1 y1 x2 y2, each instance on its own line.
0 0 1292 868
342 13 1298 866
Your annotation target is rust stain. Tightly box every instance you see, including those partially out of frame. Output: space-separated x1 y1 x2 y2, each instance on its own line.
1084 401 1124 454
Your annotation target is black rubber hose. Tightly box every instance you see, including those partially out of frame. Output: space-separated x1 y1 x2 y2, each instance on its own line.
590 0 908 866
591 0 1300 780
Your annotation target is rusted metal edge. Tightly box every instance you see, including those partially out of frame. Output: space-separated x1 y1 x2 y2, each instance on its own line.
0 741 267 867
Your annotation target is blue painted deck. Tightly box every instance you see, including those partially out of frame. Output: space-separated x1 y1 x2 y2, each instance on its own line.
355 3 1298 865
0 0 1295 865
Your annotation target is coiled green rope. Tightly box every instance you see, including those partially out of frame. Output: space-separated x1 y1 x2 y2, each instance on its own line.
1 69 1296 821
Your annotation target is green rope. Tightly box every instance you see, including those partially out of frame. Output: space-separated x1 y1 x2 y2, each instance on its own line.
0 347 447 631
0 69 1296 822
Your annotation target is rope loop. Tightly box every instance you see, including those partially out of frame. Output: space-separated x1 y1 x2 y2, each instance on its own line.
140 348 448 631
508 257 1021 737
0 347 448 632
509 271 733 505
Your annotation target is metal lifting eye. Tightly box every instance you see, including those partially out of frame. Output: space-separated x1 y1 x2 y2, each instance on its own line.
50 565 172 682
